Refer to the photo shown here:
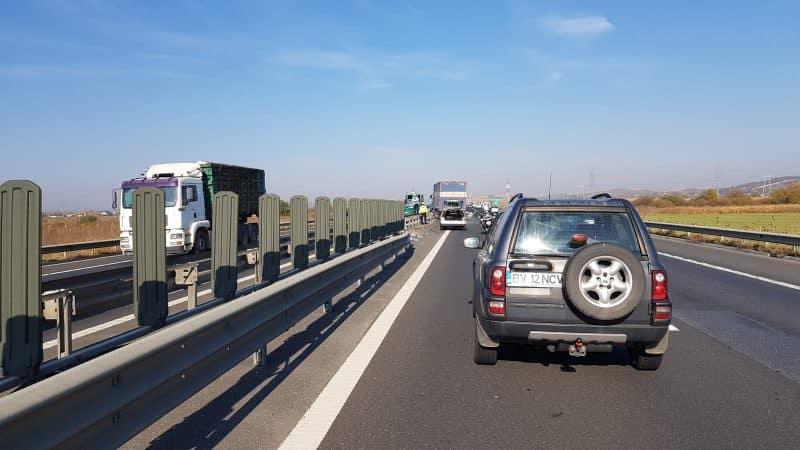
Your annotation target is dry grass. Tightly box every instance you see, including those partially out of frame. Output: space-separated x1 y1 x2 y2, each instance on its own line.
636 203 800 216
42 216 120 262
649 228 800 258
637 203 800 257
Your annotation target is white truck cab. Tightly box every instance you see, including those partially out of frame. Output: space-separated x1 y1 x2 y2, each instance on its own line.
118 163 211 254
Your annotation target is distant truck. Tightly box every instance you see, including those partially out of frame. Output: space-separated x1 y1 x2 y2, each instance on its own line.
403 192 425 216
114 161 266 254
432 180 467 213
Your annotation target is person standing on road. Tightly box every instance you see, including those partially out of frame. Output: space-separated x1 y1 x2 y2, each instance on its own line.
419 203 429 224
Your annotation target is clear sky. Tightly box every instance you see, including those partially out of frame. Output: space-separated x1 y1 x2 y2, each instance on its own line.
1 0 798 211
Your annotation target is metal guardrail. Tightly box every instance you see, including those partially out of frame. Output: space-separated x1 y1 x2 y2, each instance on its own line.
0 233 409 448
644 221 800 247
42 239 122 255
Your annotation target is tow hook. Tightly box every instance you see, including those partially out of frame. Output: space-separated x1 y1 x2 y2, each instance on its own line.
568 338 587 357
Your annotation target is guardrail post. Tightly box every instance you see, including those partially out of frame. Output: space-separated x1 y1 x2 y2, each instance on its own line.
379 200 386 239
258 194 281 283
334 197 347 254
212 192 239 300
348 198 361 249
397 201 404 233
397 202 406 232
174 263 198 309
361 199 372 245
291 195 309 269
252 343 267 367
369 200 379 241
42 289 75 359
0 180 42 378
315 197 331 261
132 187 168 328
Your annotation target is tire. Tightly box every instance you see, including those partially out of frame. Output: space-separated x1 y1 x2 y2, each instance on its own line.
474 328 498 365
193 229 210 254
562 243 645 321
633 351 663 371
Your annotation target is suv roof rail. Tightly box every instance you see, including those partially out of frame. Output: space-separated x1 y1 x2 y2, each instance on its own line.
509 193 524 203
590 193 612 200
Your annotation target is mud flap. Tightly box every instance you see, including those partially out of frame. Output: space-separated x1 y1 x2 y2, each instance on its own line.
644 331 669 355
476 320 499 348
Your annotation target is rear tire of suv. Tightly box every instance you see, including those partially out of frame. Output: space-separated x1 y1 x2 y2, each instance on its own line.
633 351 663 371
474 330 498 365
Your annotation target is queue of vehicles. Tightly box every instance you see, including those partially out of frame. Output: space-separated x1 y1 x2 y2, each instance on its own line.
115 170 669 370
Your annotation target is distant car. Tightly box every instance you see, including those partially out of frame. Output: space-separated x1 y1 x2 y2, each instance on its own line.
440 200 467 230
464 194 671 370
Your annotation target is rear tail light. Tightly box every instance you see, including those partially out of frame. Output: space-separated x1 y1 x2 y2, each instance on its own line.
652 270 668 301
653 305 672 321
488 266 506 316
488 300 506 315
651 270 671 323
489 266 506 297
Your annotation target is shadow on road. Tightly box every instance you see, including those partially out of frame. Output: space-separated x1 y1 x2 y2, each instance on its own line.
144 246 415 450
498 344 635 371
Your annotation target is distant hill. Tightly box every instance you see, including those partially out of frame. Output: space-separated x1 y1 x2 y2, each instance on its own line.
605 176 800 199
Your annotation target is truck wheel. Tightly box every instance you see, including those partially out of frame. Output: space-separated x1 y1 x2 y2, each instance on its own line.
474 329 498 365
193 229 210 254
562 243 645 321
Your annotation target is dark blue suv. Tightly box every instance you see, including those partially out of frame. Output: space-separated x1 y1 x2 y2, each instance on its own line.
463 194 671 370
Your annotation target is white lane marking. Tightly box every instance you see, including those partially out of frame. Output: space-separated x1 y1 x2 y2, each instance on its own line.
659 252 800 292
279 231 451 450
669 324 680 332
42 259 305 350
45 260 132 276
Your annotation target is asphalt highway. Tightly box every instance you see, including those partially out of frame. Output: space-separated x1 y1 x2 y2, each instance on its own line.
47 219 800 449
318 221 800 449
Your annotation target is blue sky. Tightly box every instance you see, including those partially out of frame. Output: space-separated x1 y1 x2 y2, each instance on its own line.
1 0 798 210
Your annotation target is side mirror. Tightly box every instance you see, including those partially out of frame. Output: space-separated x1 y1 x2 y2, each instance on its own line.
111 189 118 210
463 237 481 249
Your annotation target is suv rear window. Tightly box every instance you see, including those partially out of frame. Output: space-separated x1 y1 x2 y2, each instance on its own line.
512 211 641 256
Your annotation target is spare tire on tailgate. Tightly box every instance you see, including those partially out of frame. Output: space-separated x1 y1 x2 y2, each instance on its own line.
562 243 645 321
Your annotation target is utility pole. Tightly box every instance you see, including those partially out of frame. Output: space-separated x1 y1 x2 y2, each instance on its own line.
589 169 596 196
715 167 720 197
548 171 553 199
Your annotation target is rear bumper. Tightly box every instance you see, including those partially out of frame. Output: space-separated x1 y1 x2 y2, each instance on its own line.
440 218 466 227
479 319 668 346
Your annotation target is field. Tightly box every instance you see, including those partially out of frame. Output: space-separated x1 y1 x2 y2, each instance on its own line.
638 204 800 235
42 213 313 262
42 216 120 261
636 204 800 257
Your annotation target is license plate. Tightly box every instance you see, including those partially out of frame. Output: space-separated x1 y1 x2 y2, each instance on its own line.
506 271 563 288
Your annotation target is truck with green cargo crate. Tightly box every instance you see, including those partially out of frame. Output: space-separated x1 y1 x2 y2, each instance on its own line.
115 161 266 254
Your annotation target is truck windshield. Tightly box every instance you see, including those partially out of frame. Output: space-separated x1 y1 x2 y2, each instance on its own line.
512 211 641 256
122 187 178 208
